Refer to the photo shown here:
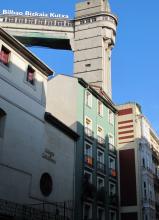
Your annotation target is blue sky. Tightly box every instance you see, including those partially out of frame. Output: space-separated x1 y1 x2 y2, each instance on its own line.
0 0 159 134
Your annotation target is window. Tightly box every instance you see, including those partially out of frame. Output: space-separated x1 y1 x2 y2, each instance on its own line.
40 173 53 197
97 101 103 116
26 66 35 85
85 90 92 107
97 150 104 164
83 203 92 220
97 177 104 190
84 142 93 167
109 134 114 145
108 110 114 125
109 210 116 220
109 182 116 196
97 207 105 220
84 142 92 157
0 45 10 66
109 156 116 177
0 108 6 138
84 170 92 183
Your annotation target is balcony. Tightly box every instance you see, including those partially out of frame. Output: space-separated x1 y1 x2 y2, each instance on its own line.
97 161 106 174
109 194 118 206
109 143 116 154
109 168 117 178
85 127 94 140
84 155 94 169
97 136 105 147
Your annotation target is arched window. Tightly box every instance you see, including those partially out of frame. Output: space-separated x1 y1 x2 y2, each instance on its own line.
0 108 6 138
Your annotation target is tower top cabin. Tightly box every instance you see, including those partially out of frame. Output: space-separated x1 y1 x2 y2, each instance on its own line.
74 0 118 98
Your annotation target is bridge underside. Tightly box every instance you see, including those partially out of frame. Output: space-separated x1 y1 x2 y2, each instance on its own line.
15 36 72 50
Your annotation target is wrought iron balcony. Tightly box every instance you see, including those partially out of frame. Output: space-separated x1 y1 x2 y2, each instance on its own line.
97 136 105 146
84 155 94 168
109 168 117 178
85 127 94 140
97 161 106 174
109 143 116 154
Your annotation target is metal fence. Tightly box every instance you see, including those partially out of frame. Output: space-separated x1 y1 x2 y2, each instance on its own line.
0 199 73 220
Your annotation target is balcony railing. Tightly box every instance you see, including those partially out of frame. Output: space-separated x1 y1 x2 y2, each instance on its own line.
109 143 116 153
97 136 105 146
84 155 94 168
109 168 117 178
97 161 106 174
85 127 94 139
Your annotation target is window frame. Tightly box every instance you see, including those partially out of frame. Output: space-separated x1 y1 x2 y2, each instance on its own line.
85 90 92 108
97 176 105 190
108 110 114 126
97 207 105 220
83 202 92 220
109 210 116 220
97 149 105 164
25 65 36 87
84 170 92 183
0 45 11 66
109 181 116 196
97 100 103 117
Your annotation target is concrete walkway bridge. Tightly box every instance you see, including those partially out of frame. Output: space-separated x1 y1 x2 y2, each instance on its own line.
0 14 74 50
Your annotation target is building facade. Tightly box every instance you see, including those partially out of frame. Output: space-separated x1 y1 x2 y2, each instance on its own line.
116 103 159 220
47 75 118 220
0 28 78 219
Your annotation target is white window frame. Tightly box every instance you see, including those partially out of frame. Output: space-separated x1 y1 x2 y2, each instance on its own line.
97 207 105 220
97 149 105 164
85 90 92 108
97 176 104 190
108 110 114 126
109 182 116 196
84 141 92 157
83 202 92 220
109 156 116 170
109 210 116 220
84 170 92 183
97 100 103 117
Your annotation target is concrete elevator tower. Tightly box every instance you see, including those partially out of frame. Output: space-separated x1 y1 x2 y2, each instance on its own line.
74 0 118 98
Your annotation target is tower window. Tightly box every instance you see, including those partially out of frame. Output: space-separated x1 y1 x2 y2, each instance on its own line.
83 203 92 220
0 45 10 66
26 66 35 85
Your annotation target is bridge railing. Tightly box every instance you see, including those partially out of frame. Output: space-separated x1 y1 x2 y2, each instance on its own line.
0 15 74 28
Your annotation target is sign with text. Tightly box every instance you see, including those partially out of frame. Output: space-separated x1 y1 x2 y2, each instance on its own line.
1 9 69 19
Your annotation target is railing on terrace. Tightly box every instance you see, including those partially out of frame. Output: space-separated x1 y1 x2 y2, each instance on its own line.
0 199 73 220
97 136 105 146
109 143 116 154
0 15 74 27
85 127 94 139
